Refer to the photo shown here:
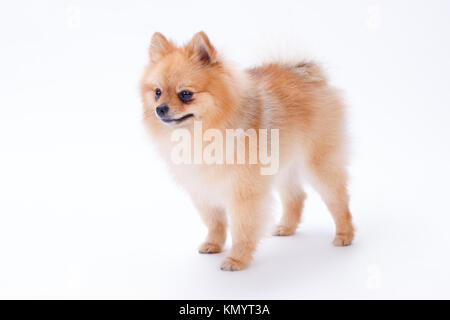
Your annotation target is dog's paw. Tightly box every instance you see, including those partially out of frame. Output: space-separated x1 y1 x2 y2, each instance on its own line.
272 225 296 236
333 232 354 246
220 257 247 271
198 242 222 254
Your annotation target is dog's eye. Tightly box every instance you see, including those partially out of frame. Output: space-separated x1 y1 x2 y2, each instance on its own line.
155 88 162 100
178 90 193 103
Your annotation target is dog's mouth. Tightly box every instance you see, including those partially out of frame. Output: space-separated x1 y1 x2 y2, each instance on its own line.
161 113 194 124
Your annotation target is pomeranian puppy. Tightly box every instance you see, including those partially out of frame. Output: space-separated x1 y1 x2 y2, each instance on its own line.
140 31 354 271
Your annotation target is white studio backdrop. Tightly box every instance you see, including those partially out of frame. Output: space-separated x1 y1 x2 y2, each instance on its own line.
0 0 450 299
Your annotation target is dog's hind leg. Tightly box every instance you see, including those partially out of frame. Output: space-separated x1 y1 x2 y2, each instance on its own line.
273 165 307 236
306 151 355 246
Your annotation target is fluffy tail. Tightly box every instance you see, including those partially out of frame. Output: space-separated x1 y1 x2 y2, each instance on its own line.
286 61 327 83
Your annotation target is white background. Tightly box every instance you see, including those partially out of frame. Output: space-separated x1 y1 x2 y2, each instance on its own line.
1 0 450 299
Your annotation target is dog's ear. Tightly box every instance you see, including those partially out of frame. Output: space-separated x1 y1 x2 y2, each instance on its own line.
149 32 175 63
187 31 217 64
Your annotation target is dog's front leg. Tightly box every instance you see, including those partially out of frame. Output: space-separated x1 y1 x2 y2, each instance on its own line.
193 200 227 254
220 191 268 271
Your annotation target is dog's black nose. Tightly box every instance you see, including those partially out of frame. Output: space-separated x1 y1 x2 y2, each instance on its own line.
156 104 169 118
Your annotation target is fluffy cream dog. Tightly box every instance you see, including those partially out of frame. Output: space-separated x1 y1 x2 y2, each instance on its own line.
140 31 354 271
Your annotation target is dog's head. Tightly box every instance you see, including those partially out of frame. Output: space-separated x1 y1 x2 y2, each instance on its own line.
141 32 237 132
